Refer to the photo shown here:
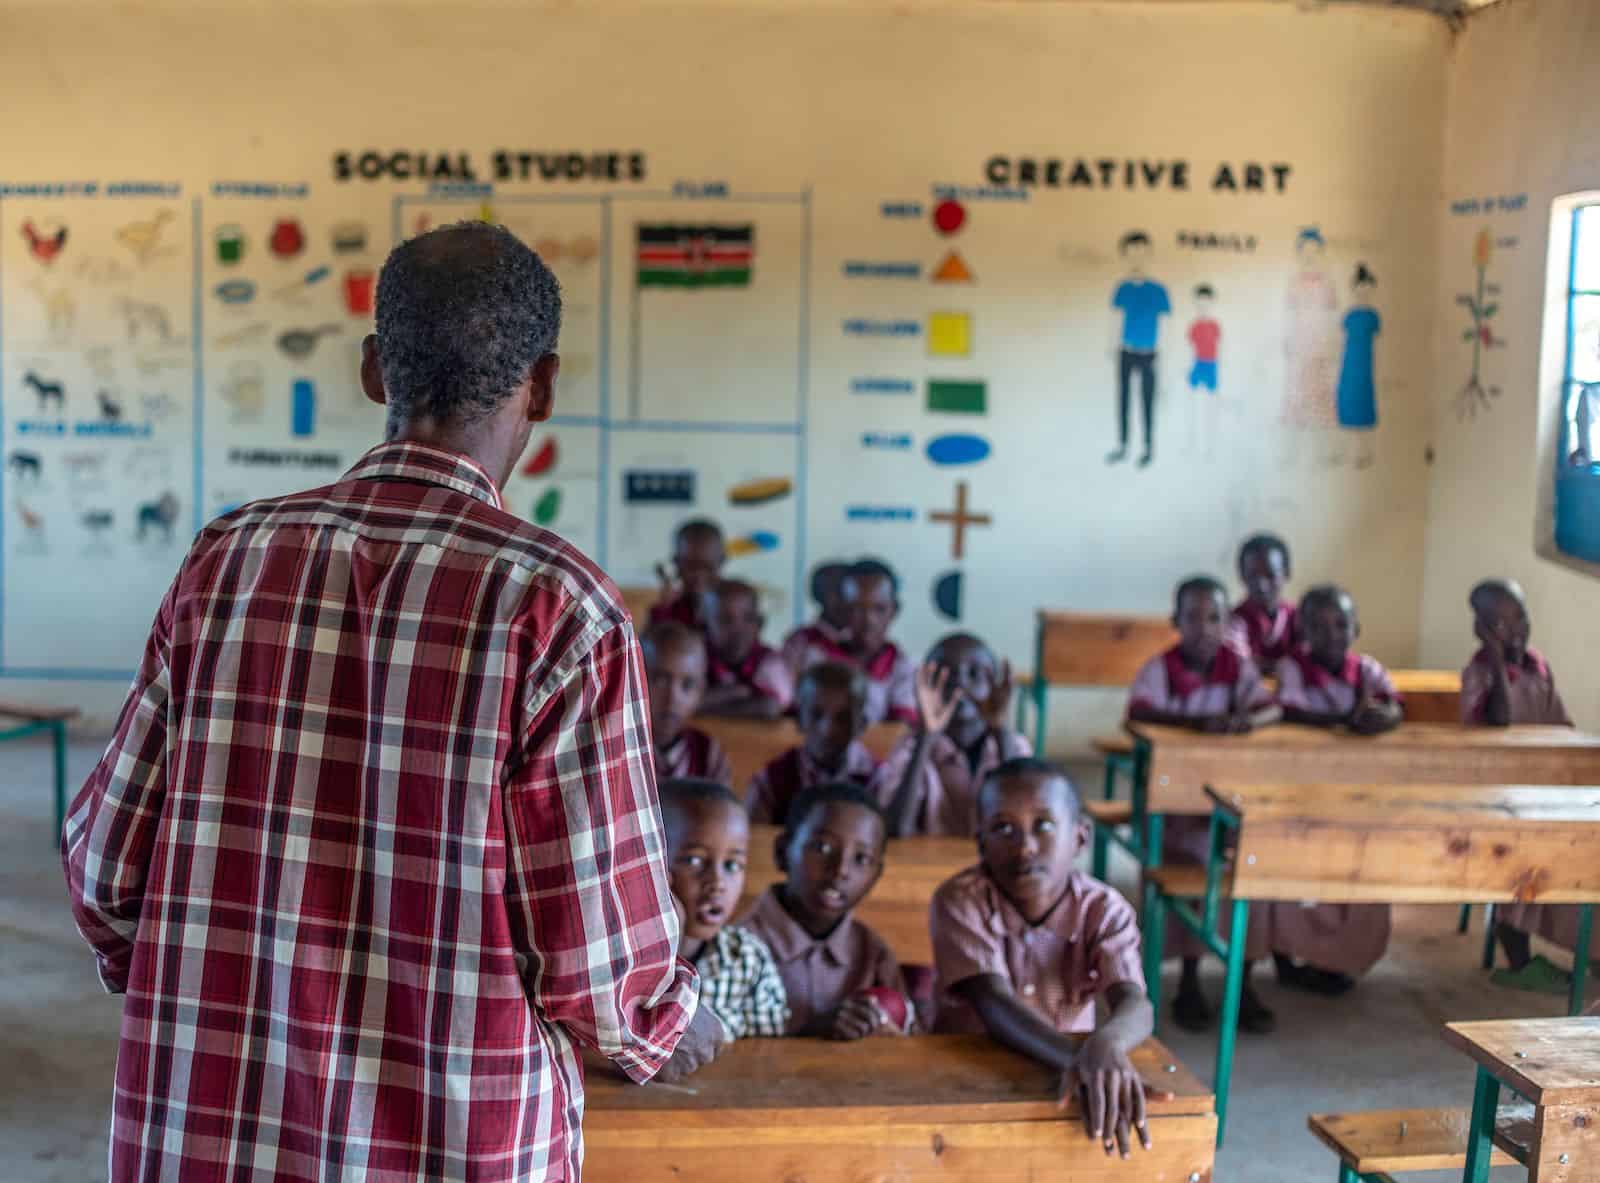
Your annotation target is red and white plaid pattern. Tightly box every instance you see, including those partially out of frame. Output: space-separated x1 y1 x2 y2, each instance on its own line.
62 441 697 1183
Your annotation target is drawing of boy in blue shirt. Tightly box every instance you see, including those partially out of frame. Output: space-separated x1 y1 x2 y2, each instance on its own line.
1108 231 1171 467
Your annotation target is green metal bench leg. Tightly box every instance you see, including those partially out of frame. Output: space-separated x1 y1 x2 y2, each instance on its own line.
51 719 68 838
1479 904 1497 970
1212 897 1248 1148
1569 903 1593 1017
1456 903 1471 934
1091 755 1118 880
1460 1066 1500 1183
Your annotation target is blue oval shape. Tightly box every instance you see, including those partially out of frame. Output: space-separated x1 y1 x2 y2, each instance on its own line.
926 433 991 466
215 280 256 304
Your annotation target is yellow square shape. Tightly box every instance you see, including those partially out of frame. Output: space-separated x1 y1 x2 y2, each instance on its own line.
927 311 972 358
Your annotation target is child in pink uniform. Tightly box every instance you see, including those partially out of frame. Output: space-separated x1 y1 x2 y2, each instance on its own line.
839 560 918 725
1127 576 1280 1034
1463 579 1587 994
1269 584 1399 996
746 662 879 825
644 622 732 785
931 759 1157 1160
871 632 1030 837
780 561 853 675
650 518 725 631
700 579 796 719
1227 533 1298 667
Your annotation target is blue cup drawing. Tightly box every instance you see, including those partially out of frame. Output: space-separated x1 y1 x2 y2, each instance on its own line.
291 379 316 437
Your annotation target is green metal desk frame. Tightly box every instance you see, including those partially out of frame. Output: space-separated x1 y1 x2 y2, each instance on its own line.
1 714 71 837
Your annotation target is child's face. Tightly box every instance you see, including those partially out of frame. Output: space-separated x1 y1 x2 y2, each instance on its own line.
779 801 885 935
1304 598 1357 667
1297 237 1324 263
647 638 706 744
1477 595 1531 662
843 573 897 655
799 682 866 767
666 799 749 945
1122 240 1151 275
705 588 762 664
1240 548 1289 611
674 533 725 599
1175 588 1230 666
933 636 996 729
977 771 1086 920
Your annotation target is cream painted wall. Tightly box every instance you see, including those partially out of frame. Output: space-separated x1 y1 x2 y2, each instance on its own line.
0 2 1449 739
1418 0 1600 729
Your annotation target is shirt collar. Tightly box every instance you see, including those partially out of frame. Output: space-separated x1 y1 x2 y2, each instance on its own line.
1292 644 1360 688
343 441 504 511
1163 643 1241 698
801 740 876 782
981 866 1093 938
748 885 855 966
861 641 903 680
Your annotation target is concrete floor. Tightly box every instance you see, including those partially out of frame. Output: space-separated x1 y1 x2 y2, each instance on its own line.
3 738 1567 1181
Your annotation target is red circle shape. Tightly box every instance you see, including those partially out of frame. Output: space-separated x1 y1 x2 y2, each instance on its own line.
933 199 966 236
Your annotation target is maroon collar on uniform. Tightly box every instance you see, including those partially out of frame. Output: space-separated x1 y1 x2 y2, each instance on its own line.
861 641 903 681
1290 644 1359 689
344 442 504 511
1162 643 1242 698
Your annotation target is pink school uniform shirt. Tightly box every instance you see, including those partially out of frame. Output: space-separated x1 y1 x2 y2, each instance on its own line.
737 886 908 1035
655 727 733 786
870 729 1032 837
708 642 796 711
745 740 879 825
781 623 917 725
931 866 1145 1035
1274 646 1398 715
1459 647 1572 726
1127 643 1274 719
1227 598 1299 667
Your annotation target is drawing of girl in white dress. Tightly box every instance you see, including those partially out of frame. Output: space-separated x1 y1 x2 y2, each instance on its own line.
1282 227 1338 455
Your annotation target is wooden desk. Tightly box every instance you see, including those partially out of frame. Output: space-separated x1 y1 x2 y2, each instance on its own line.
583 1034 1217 1181
695 716 906 791
1443 1017 1600 1182
0 699 79 839
742 825 972 965
1392 668 1463 724
1130 723 1600 814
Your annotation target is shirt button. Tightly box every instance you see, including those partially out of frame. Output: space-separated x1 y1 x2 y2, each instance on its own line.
1022 983 1037 997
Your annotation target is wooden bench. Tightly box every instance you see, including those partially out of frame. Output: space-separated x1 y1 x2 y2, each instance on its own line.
1443 1017 1600 1181
1308 1108 1516 1178
695 716 905 791
742 825 971 965
0 699 80 837
1020 611 1176 752
583 1033 1217 1181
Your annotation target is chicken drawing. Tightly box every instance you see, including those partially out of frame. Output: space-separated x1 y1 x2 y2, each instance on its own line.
116 210 175 264
21 220 68 264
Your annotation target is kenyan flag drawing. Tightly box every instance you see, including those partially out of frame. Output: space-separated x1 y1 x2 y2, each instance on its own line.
636 224 754 288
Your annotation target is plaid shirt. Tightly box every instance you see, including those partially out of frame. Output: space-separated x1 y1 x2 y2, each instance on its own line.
693 925 789 1039
62 441 698 1183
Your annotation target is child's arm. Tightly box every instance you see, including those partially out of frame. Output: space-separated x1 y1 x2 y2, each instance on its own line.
954 976 1158 1157
883 663 959 837
1128 701 1234 733
1475 621 1514 727
1348 661 1403 736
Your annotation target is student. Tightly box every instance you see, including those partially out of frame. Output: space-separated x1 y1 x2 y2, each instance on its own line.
700 579 796 719
1268 584 1397 995
1127 576 1278 1033
643 622 732 785
739 782 912 1038
661 778 789 1040
1461 579 1571 727
747 662 879 825
839 559 918 725
1462 579 1582 993
1227 533 1298 667
1275 584 1402 736
651 518 726 630
780 560 853 675
872 632 1030 838
931 758 1157 1159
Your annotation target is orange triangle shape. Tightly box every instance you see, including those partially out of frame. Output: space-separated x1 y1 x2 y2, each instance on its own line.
933 251 973 283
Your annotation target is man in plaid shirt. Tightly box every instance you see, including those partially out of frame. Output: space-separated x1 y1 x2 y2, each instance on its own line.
62 222 723 1182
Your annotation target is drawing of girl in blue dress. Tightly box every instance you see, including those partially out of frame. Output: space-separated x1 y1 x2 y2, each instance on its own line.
1336 263 1381 467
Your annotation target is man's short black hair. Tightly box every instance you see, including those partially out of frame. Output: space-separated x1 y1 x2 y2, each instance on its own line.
674 518 724 551
1238 533 1291 576
1120 230 1152 252
842 557 901 598
977 757 1081 822
796 661 868 711
1174 575 1228 616
641 620 703 670
782 781 887 851
375 222 560 429
1470 578 1526 619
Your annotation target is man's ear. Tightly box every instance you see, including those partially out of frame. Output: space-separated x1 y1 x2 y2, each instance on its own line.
360 335 387 407
526 353 560 423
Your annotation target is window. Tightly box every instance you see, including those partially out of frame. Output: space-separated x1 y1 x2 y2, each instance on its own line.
1554 200 1600 562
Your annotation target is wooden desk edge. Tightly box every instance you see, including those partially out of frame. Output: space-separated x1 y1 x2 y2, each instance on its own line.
1442 1021 1600 1106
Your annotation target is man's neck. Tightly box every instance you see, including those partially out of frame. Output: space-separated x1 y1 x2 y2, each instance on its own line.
387 420 510 490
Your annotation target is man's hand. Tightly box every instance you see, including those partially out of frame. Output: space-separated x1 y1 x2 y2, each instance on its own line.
981 659 1015 731
654 999 728 1085
825 997 884 1041
1062 1033 1151 1158
914 662 961 734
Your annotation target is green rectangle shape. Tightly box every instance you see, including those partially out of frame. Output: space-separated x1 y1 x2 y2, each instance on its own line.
926 379 987 414
638 267 752 288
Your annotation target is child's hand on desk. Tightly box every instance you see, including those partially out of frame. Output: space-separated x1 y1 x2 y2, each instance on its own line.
824 996 886 1041
914 662 960 735
1063 1033 1151 1158
655 999 729 1085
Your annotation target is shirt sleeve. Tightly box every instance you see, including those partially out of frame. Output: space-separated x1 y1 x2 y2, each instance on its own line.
868 737 916 812
752 651 796 710
1237 657 1274 710
502 615 699 1084
702 930 789 1040
1460 660 1491 723
1126 657 1166 716
61 579 177 994
1362 657 1399 703
1546 677 1574 727
930 879 1009 993
1274 657 1311 711
1089 892 1147 996
887 653 919 725
1156 284 1171 315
